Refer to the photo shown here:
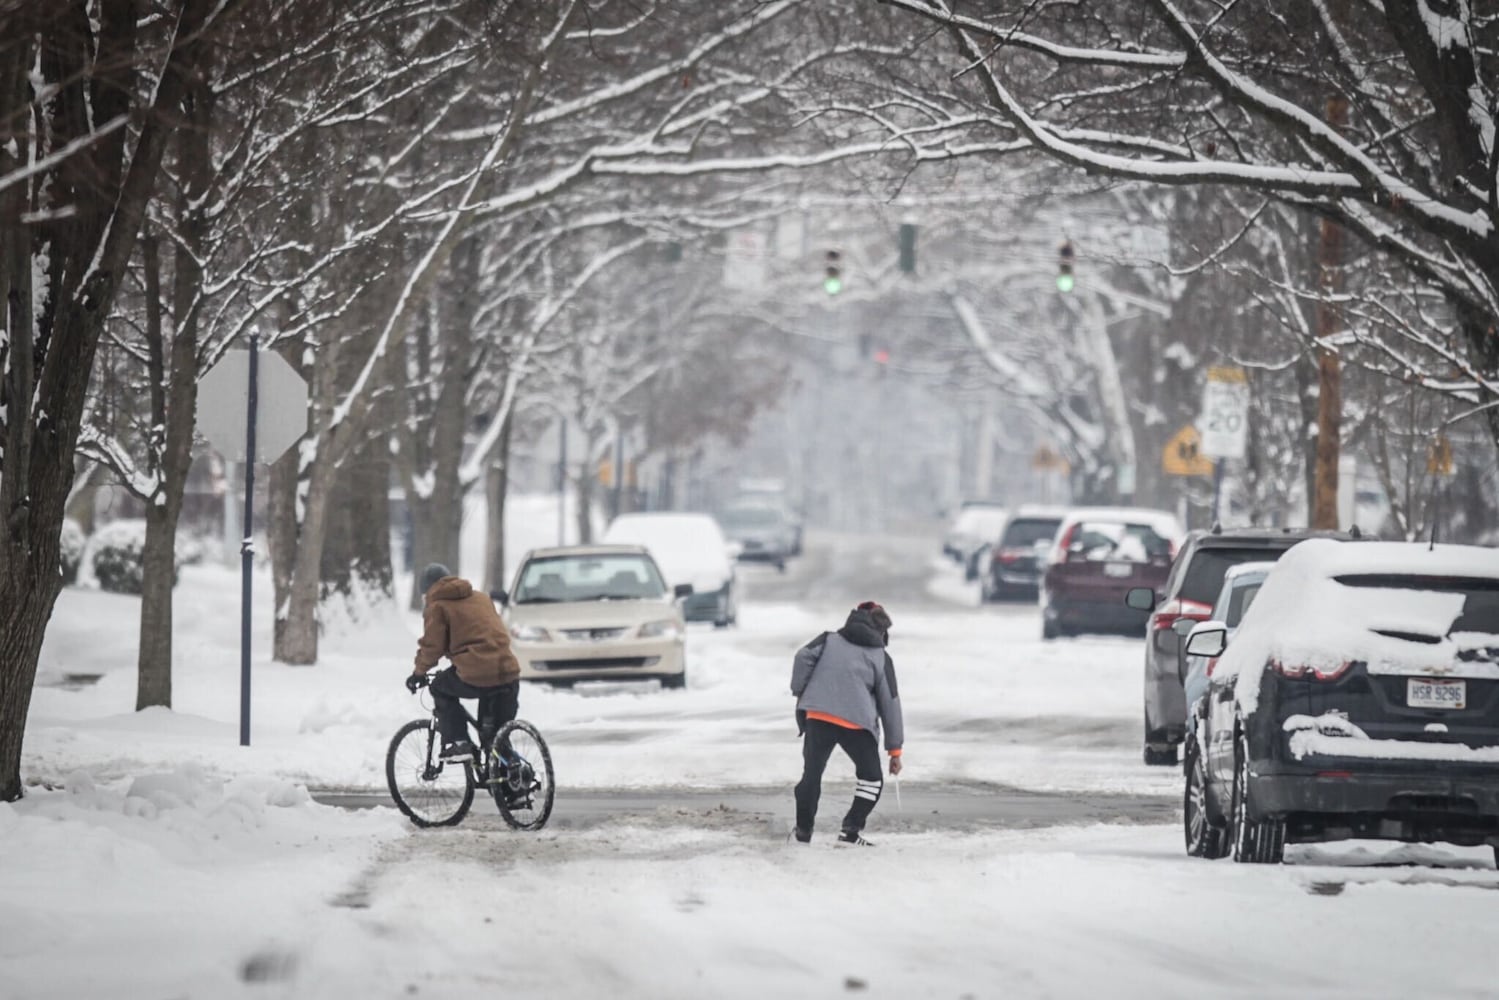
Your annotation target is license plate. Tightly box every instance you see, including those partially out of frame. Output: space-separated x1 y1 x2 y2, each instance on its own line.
1104 562 1134 578
1408 677 1466 710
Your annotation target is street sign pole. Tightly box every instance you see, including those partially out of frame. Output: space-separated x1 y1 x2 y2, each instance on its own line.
1211 459 1225 525
240 334 260 748
197 337 308 748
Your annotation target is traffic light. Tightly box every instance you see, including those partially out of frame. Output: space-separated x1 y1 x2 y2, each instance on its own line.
897 223 916 273
823 250 842 295
1056 240 1075 292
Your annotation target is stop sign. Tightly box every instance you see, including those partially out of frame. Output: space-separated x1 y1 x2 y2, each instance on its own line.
197 348 309 464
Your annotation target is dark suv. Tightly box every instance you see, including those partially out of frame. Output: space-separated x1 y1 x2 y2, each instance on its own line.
981 506 1068 602
1129 526 1351 766
1181 540 1499 865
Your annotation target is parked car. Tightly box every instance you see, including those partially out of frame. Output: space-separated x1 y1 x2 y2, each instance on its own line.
1180 539 1499 865
603 512 738 627
1041 507 1183 639
718 503 795 571
1180 561 1275 714
732 481 804 555
942 502 1008 566
980 505 1069 602
1128 527 1352 766
496 544 691 688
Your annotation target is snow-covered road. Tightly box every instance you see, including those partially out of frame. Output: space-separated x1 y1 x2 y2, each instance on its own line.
7 530 1498 998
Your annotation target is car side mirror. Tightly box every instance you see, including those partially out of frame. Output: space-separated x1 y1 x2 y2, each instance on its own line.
1184 622 1229 658
1124 587 1157 611
489 589 508 606
674 583 694 599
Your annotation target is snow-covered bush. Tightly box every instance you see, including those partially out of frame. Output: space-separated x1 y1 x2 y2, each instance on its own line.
59 518 86 585
86 520 182 595
89 520 149 594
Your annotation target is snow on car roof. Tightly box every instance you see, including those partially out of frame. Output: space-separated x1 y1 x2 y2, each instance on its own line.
1057 506 1184 539
602 512 731 588
1223 560 1277 582
1217 539 1499 713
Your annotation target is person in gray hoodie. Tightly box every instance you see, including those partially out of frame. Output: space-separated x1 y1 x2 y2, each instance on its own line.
790 601 904 846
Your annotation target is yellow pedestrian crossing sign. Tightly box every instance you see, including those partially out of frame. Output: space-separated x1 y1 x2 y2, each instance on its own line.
1164 425 1214 477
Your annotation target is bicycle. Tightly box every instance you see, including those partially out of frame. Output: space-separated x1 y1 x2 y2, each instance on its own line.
385 676 555 830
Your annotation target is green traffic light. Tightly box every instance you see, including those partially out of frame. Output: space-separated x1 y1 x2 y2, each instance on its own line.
1056 273 1074 293
823 274 843 295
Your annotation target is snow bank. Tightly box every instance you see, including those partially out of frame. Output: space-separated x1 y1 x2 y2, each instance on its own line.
0 766 403 998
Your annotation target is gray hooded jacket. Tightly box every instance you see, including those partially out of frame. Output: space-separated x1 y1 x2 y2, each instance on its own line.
790 609 904 752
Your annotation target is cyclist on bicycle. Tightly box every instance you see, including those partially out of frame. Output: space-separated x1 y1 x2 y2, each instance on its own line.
406 563 521 764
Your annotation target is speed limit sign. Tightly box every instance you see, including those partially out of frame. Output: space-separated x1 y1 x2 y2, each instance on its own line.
1199 366 1249 460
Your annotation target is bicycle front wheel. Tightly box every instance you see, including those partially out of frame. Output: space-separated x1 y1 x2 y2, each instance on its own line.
386 718 473 827
490 719 555 831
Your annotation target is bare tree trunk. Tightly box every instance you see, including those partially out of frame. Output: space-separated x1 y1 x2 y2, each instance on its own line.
276 458 334 664
484 410 514 593
1 0 212 800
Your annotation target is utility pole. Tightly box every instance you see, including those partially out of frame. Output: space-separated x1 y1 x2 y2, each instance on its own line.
1312 13 1348 530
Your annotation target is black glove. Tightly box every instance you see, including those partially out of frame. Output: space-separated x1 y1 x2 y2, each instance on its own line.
405 673 424 694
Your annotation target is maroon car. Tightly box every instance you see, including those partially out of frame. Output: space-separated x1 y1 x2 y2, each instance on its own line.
1041 508 1185 639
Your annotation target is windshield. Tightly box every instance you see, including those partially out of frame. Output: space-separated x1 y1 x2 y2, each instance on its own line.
514 554 667 604
1180 547 1293 603
1001 518 1061 548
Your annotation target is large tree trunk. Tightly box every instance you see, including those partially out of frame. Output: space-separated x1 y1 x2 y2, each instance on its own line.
136 51 210 709
1 1 211 800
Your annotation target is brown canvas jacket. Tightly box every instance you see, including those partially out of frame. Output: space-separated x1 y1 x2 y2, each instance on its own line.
414 576 521 687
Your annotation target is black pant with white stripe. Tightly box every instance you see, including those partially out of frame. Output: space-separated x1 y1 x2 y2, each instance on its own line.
795 719 883 835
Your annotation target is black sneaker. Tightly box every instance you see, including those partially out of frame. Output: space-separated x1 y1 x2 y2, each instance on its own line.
439 740 475 763
792 827 812 844
836 830 873 847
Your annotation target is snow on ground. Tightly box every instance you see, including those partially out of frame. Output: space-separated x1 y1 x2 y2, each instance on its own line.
9 531 1499 998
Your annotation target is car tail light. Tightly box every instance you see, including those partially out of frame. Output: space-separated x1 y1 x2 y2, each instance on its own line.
1057 522 1079 556
997 551 1020 565
1149 598 1212 633
1271 658 1352 681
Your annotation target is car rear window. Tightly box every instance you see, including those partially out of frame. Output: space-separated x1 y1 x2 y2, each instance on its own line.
1180 547 1293 603
1001 518 1060 547
1064 521 1172 563
1334 574 1499 635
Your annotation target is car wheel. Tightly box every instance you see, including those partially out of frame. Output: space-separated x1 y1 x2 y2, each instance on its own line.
1230 733 1284 864
662 671 687 690
1042 618 1060 640
1184 738 1226 858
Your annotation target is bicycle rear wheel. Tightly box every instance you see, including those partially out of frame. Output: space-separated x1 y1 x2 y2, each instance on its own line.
490 719 555 831
386 718 473 827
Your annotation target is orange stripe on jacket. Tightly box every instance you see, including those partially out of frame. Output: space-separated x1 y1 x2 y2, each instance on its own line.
804 710 860 730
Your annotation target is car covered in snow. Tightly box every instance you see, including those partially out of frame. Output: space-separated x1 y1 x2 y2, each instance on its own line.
1180 539 1499 864
942 502 1008 567
1040 507 1183 639
1180 561 1276 714
602 512 738 627
496 544 692 688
